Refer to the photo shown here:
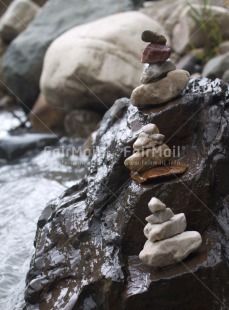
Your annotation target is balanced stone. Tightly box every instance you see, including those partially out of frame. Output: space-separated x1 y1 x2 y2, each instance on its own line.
139 231 202 267
150 134 165 143
141 43 171 64
141 123 159 134
131 70 190 107
141 30 167 45
124 144 172 172
133 133 165 150
144 213 186 242
133 132 151 149
146 208 174 224
141 60 176 84
148 197 166 213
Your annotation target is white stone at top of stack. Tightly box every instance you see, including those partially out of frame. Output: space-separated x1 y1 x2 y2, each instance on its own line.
139 197 202 267
148 197 166 212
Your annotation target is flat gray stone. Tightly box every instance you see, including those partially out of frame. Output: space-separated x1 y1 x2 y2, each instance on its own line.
139 231 202 267
146 208 174 224
141 60 175 84
144 213 186 241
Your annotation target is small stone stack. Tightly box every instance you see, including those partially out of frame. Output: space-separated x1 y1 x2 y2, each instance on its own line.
130 30 190 107
124 123 171 172
139 197 202 268
124 123 186 183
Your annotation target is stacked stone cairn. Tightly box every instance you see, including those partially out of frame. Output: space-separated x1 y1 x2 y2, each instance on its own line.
130 30 190 107
124 123 170 172
124 123 186 183
139 197 202 267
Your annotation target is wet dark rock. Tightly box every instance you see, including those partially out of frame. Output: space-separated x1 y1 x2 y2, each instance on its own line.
25 78 229 309
0 133 58 160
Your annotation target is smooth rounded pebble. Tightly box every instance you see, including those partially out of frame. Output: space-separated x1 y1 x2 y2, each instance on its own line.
141 30 167 45
133 133 164 150
131 70 190 107
148 197 166 213
141 123 159 134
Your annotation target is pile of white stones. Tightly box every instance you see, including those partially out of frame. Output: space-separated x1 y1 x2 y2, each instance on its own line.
124 123 171 172
139 197 202 267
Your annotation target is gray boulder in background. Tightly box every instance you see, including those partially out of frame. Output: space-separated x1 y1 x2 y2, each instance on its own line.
202 52 229 79
2 0 143 112
40 12 164 112
0 0 39 43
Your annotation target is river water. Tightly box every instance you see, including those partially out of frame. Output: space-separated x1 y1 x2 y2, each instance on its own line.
0 108 89 309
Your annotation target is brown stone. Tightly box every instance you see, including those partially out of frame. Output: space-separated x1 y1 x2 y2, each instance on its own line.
141 43 171 64
141 30 167 45
130 162 187 184
29 93 66 133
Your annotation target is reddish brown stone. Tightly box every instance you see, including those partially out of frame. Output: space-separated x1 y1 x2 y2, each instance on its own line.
131 161 187 184
141 43 171 64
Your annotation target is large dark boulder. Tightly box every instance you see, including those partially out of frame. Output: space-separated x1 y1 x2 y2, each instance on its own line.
2 0 143 112
25 78 229 309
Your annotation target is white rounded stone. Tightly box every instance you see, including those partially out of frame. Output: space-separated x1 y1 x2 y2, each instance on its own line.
139 231 202 267
146 208 174 224
141 123 159 134
144 213 187 241
148 197 166 213
131 70 190 107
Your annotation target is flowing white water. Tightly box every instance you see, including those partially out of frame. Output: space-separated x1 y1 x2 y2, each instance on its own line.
0 109 88 309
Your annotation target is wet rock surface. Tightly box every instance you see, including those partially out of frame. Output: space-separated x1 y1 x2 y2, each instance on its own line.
25 78 229 309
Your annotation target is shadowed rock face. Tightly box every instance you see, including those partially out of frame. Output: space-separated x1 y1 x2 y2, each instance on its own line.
25 78 229 309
